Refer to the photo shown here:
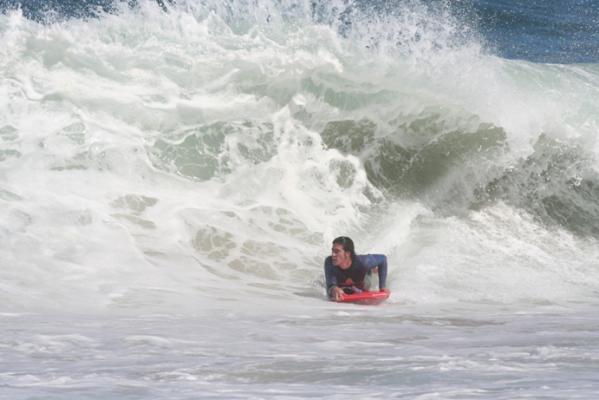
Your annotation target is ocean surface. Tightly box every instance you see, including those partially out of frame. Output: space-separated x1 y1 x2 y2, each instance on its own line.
1 0 599 398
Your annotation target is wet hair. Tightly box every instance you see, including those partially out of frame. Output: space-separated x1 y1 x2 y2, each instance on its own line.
332 236 356 260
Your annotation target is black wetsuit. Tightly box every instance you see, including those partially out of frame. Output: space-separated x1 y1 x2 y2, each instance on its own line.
324 254 388 296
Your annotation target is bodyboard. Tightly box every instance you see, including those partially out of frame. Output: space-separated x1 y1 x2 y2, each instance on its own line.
338 290 389 305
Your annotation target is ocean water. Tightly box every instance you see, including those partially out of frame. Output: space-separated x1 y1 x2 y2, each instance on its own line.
1 0 599 398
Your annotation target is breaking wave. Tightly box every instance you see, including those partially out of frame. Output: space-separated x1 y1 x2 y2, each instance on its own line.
1 0 599 312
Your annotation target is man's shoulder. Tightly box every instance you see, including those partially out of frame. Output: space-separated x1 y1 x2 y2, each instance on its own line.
356 254 387 267
357 254 386 259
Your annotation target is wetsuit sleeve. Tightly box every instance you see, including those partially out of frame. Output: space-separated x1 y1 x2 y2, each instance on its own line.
357 254 388 290
324 256 338 295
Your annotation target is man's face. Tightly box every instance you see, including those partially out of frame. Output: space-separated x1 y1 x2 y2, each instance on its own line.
331 243 351 268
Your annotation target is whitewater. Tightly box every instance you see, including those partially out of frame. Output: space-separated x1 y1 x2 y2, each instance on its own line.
1 1 599 398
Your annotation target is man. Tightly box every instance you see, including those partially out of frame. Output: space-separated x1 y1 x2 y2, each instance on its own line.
324 236 390 301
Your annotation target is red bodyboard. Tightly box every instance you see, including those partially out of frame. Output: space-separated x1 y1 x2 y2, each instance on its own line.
338 291 389 305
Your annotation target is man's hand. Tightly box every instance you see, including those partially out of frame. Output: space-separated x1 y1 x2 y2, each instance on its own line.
330 286 345 302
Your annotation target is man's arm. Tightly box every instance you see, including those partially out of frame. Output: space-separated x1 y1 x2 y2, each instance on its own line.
357 254 388 290
324 256 340 298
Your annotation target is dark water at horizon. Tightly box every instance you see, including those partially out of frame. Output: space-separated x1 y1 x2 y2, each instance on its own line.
475 0 599 63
